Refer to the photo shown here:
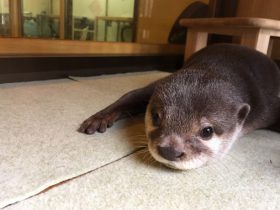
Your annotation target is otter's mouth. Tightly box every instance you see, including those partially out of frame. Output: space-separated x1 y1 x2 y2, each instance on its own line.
164 163 183 170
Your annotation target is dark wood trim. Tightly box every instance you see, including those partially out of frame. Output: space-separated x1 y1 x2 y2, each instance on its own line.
208 0 220 17
64 0 73 40
9 0 22 37
208 0 238 17
207 0 239 45
59 0 65 39
132 0 139 42
0 55 183 83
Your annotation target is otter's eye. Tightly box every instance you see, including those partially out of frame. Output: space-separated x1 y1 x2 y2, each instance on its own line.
151 110 160 127
200 127 214 140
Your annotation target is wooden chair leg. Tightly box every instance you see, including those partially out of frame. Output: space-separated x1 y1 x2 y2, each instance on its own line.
184 29 208 61
240 29 270 54
267 38 274 57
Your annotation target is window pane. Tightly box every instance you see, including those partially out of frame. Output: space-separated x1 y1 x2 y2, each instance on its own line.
22 0 60 38
71 0 135 42
18 0 209 45
0 0 10 37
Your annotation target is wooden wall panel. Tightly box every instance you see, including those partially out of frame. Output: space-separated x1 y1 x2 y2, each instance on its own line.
237 0 280 19
236 0 280 59
136 0 209 44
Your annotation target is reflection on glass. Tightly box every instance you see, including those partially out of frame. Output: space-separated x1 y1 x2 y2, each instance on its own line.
16 0 208 44
22 0 60 38
0 0 10 37
72 0 135 42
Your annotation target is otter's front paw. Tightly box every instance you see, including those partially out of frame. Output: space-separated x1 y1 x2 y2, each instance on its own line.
78 112 120 135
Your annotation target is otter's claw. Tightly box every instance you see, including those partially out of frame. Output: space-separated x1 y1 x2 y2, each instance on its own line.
78 112 120 135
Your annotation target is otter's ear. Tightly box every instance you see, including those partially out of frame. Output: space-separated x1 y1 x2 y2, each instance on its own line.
237 103 250 124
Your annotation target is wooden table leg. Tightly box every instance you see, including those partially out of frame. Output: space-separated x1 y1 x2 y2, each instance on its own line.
240 29 270 54
184 29 208 61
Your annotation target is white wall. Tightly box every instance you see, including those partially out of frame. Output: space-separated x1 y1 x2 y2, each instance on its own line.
108 0 134 17
52 1 60 16
73 0 105 18
22 0 59 16
23 0 51 16
73 0 134 41
73 0 134 18
0 0 9 13
1 0 134 17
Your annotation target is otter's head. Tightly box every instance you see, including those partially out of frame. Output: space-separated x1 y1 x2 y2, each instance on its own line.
145 76 250 170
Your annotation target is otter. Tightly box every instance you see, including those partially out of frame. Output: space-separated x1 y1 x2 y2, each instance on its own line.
78 44 280 170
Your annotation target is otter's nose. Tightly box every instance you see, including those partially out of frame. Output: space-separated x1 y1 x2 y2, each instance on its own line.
157 146 185 161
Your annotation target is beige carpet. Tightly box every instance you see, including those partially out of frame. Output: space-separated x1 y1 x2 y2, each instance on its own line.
5 130 280 210
0 72 168 208
1 72 279 210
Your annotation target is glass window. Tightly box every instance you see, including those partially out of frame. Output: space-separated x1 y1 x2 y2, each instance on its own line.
0 0 10 37
17 0 209 45
71 0 135 42
22 0 60 38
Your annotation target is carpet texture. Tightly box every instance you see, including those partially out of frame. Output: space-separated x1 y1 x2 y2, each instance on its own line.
1 72 279 210
0 72 169 208
5 130 280 210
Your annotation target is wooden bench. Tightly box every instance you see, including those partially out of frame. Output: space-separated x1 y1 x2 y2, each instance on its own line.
180 17 280 60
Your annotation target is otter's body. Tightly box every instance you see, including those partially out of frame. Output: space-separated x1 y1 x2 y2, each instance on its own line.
79 44 280 170
182 44 280 131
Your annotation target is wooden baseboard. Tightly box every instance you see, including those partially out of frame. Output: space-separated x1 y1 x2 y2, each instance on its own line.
0 55 183 84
